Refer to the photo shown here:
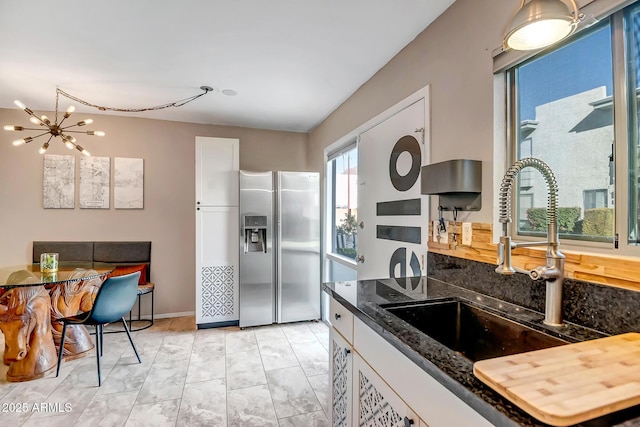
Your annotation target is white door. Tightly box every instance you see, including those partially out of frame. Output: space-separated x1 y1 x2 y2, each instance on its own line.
357 99 428 289
196 206 239 324
195 136 239 207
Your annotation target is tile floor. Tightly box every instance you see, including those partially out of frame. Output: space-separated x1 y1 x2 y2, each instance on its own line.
0 316 331 427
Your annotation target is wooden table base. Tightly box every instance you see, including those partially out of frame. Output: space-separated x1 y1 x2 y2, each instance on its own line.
0 286 58 382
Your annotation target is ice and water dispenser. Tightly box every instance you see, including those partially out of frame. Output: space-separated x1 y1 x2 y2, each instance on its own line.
243 215 267 253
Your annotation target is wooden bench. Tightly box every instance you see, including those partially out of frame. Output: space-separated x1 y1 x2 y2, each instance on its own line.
32 241 155 331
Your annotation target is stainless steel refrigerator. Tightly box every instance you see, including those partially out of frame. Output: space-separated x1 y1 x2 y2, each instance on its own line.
239 170 320 328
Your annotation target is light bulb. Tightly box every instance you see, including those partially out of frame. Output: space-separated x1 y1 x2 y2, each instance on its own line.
77 119 93 126
76 144 90 156
14 100 26 110
88 130 105 136
39 142 49 154
12 137 32 146
64 105 75 118
40 115 50 125
64 138 75 149
30 117 41 125
4 125 23 131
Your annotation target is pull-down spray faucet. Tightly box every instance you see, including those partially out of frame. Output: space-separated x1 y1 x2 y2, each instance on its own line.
496 157 565 326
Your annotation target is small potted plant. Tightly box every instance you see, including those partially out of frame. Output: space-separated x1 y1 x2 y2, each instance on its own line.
40 252 59 273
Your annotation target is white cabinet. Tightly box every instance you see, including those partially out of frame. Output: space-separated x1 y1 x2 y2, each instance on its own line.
330 328 353 427
195 136 240 326
328 294 493 427
195 137 239 207
353 352 417 427
353 317 493 427
196 206 239 324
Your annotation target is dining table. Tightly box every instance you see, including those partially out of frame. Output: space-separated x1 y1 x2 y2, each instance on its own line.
0 261 113 382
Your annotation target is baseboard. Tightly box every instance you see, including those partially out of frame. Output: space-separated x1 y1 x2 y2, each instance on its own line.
197 320 240 329
130 311 196 320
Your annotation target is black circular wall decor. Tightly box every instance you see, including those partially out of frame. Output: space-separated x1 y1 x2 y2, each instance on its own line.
389 135 421 192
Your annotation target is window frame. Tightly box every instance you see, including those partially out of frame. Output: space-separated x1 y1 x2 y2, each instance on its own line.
501 4 640 255
325 141 359 268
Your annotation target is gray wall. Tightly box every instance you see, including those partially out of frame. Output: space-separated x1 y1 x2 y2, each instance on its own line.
0 108 309 316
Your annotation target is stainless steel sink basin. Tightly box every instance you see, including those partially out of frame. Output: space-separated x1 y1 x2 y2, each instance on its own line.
384 300 567 362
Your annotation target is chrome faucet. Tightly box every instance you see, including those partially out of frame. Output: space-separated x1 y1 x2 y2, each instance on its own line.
496 157 565 326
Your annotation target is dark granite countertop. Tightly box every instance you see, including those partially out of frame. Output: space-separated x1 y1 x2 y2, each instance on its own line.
323 277 640 427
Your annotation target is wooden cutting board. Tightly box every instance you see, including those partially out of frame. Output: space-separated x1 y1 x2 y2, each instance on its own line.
473 333 640 426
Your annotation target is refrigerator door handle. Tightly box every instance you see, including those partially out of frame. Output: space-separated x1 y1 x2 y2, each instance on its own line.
275 177 282 323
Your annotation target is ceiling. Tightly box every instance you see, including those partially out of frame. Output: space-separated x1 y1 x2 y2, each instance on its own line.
0 0 455 133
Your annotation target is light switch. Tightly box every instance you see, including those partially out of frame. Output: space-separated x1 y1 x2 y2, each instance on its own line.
462 222 472 245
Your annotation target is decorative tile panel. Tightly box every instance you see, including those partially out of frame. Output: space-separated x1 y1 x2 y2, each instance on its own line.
333 338 349 427
201 266 235 317
359 371 403 427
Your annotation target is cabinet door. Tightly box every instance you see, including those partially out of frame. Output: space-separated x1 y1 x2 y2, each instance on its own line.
330 328 353 427
195 136 239 206
196 206 239 324
353 353 417 427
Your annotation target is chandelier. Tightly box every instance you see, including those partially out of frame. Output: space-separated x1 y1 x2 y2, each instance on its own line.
4 86 213 156
5 89 103 156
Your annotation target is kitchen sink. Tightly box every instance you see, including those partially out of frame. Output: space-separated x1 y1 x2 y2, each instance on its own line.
384 300 567 362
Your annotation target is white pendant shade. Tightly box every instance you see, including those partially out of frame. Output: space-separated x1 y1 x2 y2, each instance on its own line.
504 0 578 51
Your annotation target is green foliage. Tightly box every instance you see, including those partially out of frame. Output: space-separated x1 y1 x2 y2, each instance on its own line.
337 248 357 259
337 211 358 235
582 208 614 237
526 207 581 233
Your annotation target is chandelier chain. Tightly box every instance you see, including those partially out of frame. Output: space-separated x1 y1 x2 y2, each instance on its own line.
56 87 212 113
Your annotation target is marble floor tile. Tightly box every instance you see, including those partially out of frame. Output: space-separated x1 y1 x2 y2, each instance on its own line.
154 334 195 363
193 329 226 352
227 384 278 427
136 359 188 404
253 325 286 343
226 349 267 390
126 398 180 427
281 322 319 344
21 411 82 427
266 366 322 418
0 315 334 427
307 373 330 416
290 340 329 376
74 390 138 427
225 329 258 354
177 378 226 427
257 337 300 371
186 351 225 384
278 410 330 427
307 321 330 335
94 355 153 396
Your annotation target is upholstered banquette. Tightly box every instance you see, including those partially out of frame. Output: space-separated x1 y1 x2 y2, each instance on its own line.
32 241 155 330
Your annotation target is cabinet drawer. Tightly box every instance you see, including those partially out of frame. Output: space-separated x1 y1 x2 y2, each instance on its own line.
330 297 354 344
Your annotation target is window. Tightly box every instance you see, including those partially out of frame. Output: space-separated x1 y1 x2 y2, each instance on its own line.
626 4 640 243
509 20 615 243
584 189 608 210
327 144 358 260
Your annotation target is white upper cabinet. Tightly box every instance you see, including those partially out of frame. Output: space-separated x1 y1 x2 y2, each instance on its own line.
196 136 240 206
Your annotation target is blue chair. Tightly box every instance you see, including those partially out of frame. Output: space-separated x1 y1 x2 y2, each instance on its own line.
55 272 142 386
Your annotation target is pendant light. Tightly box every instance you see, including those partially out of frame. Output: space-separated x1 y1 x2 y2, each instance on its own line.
504 0 582 51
